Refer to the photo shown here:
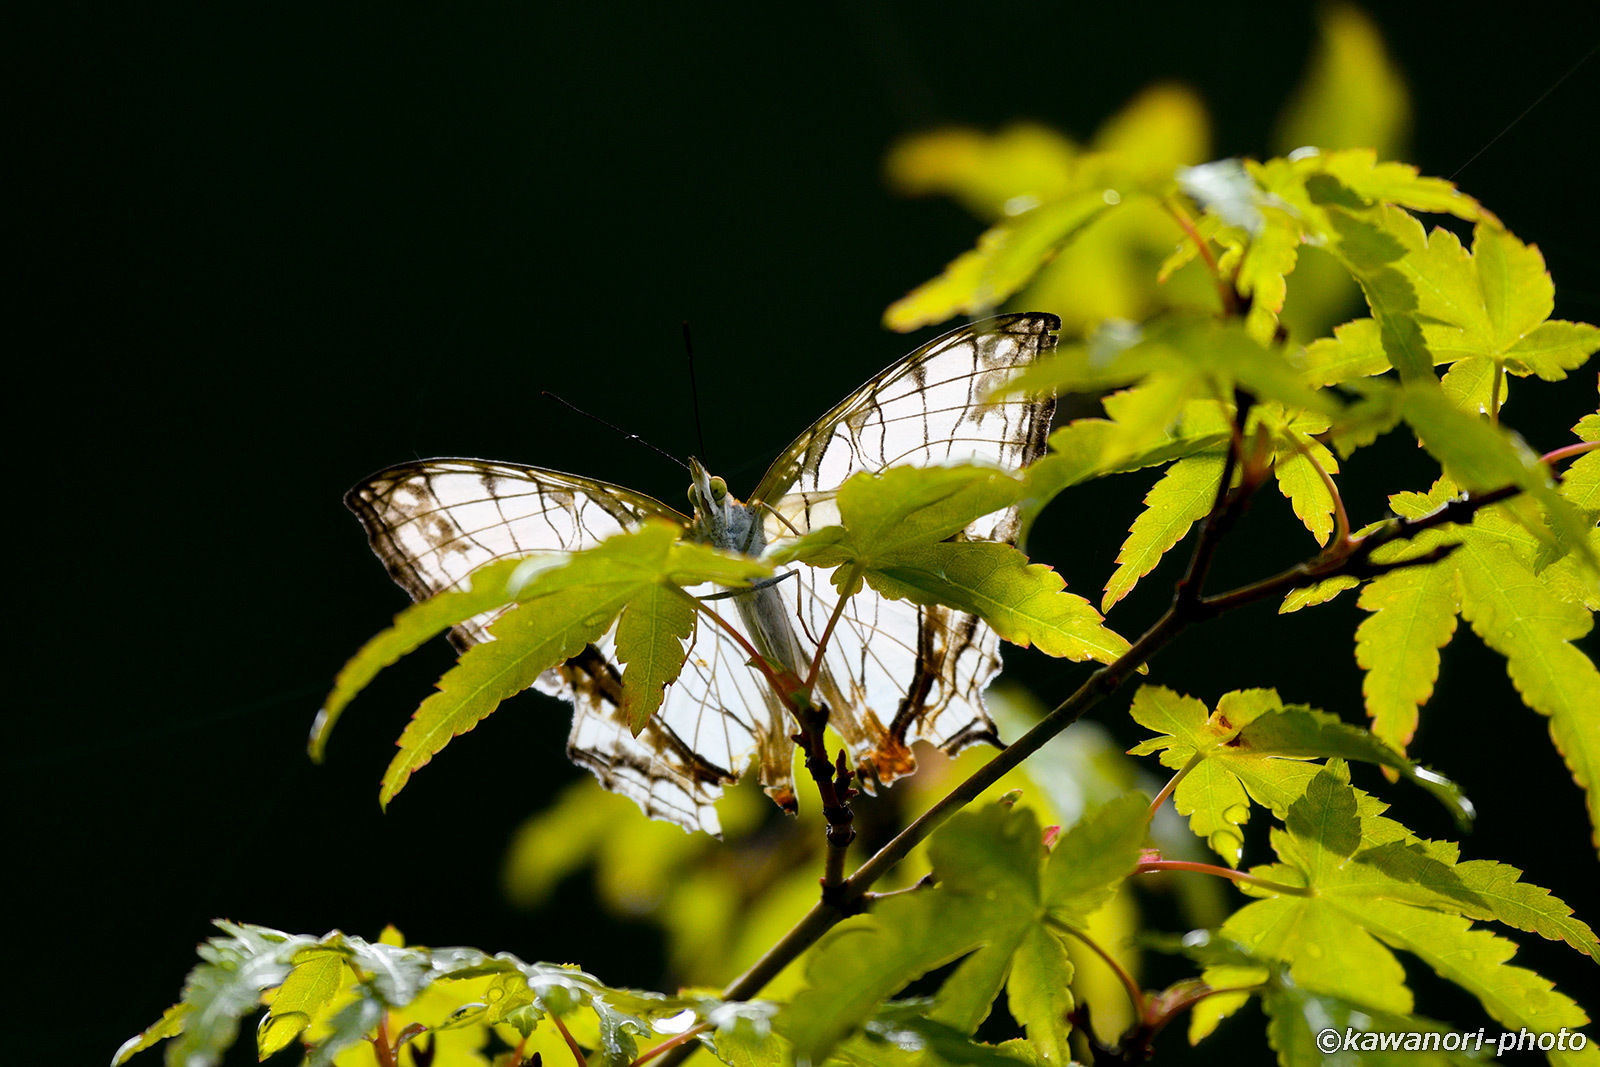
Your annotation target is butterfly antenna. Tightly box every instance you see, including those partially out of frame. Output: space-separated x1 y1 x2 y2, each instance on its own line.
683 321 709 464
541 392 690 471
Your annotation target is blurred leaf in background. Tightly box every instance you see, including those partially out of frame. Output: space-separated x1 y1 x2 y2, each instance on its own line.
500 689 1228 1033
885 4 1411 345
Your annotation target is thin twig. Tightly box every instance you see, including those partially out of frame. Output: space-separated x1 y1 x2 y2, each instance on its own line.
1174 397 1251 611
370 1013 397 1067
1196 541 1462 617
862 874 936 904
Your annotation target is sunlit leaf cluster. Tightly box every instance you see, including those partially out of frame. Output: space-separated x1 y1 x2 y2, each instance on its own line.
125 10 1599 1067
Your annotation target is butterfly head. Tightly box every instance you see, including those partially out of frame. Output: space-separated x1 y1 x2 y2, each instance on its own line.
687 457 765 556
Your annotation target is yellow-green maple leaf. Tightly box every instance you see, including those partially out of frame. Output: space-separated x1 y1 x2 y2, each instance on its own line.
1353 480 1600 847
1104 453 1225 612
1227 765 1595 1061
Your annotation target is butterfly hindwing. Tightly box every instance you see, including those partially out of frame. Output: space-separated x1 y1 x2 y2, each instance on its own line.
754 313 1059 781
346 459 788 836
347 459 688 647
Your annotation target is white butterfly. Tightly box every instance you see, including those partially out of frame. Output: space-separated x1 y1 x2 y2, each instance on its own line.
347 313 1059 834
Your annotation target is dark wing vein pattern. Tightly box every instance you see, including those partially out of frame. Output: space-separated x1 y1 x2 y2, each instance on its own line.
347 459 787 835
755 313 1058 778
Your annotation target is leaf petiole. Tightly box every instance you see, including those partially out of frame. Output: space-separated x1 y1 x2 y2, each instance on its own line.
629 1023 711 1067
1136 859 1313 897
1046 917 1147 1019
1147 750 1205 824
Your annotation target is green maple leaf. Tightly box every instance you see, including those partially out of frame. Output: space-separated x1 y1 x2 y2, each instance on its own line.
778 796 1148 1065
1409 224 1599 383
1003 318 1338 422
774 465 1131 666
1301 217 1598 411
112 1004 190 1067
614 582 698 734
1104 453 1226 612
884 191 1113 331
1279 574 1361 613
1351 478 1600 848
1320 205 1435 381
1252 151 1485 240
1247 154 1486 384
122 923 756 1067
380 522 769 806
1174 931 1522 1065
117 922 316 1067
1263 410 1343 545
309 554 528 761
1353 483 1462 751
1015 384 1231 546
1128 686 1469 866
256 948 347 1058
883 91 1210 333
1223 764 1595 1059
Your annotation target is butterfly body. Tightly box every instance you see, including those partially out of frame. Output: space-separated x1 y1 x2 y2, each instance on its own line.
347 313 1059 834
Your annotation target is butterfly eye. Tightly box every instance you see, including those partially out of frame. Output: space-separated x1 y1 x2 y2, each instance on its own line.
709 476 727 501
686 486 700 507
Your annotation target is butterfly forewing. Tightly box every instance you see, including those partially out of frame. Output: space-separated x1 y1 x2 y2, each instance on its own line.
347 460 686 647
752 312 1057 532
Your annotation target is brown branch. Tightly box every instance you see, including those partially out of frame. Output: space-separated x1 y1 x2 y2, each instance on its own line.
792 703 857 896
797 569 865 894
370 1013 397 1067
684 584 859 894
652 473 1533 1067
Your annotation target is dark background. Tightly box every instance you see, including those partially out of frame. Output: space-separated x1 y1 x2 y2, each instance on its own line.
10 3 1598 1064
